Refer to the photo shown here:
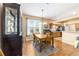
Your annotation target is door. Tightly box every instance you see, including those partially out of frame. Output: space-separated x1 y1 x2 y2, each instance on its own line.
1 3 22 56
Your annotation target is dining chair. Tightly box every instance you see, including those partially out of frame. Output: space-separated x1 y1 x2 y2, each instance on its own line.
32 33 48 52
32 33 40 47
45 32 53 46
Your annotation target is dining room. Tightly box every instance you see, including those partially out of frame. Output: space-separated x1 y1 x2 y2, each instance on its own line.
21 3 79 56
1 3 79 56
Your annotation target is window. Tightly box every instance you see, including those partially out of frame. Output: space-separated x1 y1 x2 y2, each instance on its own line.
27 19 42 36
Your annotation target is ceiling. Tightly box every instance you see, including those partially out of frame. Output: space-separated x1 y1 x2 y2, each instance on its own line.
21 3 79 20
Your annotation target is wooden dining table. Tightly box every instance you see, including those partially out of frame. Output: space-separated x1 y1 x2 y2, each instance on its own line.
34 34 54 52
35 34 47 39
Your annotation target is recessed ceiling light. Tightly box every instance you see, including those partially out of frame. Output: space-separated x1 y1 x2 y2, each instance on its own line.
72 11 76 15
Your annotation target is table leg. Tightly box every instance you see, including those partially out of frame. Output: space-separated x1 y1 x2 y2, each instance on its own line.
51 37 54 48
40 40 42 52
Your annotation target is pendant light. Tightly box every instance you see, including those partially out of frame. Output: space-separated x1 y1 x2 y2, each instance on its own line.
41 8 44 34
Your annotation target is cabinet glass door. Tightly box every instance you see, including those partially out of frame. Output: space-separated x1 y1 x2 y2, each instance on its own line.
5 7 17 35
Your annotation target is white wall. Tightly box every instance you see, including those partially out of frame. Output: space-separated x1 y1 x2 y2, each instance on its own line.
21 16 27 37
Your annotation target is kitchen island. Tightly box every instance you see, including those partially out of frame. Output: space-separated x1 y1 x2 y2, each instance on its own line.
62 31 79 48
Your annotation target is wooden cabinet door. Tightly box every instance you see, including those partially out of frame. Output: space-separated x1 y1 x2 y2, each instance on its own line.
75 23 79 31
1 3 22 56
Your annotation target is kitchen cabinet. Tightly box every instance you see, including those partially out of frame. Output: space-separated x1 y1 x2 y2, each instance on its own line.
64 23 79 32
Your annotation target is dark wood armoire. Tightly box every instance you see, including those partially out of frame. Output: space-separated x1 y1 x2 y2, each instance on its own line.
0 3 22 56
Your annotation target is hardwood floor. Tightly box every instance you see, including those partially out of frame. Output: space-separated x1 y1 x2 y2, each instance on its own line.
22 37 79 56
22 37 36 56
